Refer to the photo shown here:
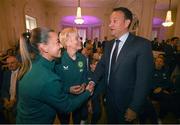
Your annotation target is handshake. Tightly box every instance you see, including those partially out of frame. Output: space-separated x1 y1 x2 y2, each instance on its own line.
69 81 95 95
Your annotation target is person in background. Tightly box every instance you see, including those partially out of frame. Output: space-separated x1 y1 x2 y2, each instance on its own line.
0 52 6 123
0 58 3 91
55 28 90 124
1 55 20 123
150 57 173 94
83 38 89 48
163 37 179 74
0 63 3 123
81 47 92 71
92 7 153 123
16 27 94 124
0 52 3 86
78 37 84 53
151 38 163 51
101 36 108 50
93 47 103 61
93 37 101 53
150 56 173 120
88 59 105 124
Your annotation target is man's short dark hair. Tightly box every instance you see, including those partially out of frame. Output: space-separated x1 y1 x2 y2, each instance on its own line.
113 7 133 28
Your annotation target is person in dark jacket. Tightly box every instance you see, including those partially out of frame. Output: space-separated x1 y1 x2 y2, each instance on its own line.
1 55 20 123
150 56 173 119
92 7 153 123
87 59 105 124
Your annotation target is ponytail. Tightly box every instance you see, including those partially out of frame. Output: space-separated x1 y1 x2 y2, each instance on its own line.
17 34 32 80
17 27 54 80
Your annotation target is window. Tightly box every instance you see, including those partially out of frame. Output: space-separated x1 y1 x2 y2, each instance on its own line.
25 15 37 31
92 26 100 40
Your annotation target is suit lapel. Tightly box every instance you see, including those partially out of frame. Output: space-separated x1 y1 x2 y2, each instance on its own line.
113 33 135 73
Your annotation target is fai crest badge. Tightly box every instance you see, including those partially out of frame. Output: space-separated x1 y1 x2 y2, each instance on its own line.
78 61 83 68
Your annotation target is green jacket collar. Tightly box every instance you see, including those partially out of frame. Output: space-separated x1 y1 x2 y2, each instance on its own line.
35 55 55 71
63 51 81 61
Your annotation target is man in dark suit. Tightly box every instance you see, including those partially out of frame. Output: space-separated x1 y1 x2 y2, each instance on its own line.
93 37 101 53
163 37 178 74
0 61 7 123
92 7 154 123
1 55 20 123
101 36 108 50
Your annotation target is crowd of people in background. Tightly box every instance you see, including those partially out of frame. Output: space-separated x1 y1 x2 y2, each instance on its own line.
151 37 179 74
149 36 180 123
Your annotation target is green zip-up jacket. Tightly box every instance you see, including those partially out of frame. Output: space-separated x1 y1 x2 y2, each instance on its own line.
16 55 90 124
55 51 88 93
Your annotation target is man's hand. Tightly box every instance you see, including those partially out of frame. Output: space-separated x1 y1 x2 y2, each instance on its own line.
3 98 9 109
125 108 137 122
86 82 95 95
163 90 170 94
3 98 16 109
8 99 16 108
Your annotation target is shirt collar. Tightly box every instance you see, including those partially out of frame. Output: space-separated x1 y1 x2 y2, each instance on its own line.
11 68 19 73
64 51 80 61
118 32 129 43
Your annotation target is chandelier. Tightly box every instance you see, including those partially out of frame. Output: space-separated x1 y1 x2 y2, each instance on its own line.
162 0 173 27
74 0 84 24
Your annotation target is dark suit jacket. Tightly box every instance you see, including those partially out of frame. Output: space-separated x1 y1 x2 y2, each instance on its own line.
93 33 154 113
1 70 11 99
1 70 17 115
0 64 3 90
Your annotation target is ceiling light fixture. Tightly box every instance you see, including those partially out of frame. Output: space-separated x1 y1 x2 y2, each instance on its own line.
74 0 84 24
162 0 173 27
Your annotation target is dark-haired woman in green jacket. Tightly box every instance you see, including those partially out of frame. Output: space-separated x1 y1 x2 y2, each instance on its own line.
16 27 94 124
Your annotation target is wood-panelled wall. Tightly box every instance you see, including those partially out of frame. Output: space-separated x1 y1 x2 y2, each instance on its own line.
0 0 47 52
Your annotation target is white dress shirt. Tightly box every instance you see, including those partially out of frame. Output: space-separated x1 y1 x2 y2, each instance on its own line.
9 68 19 100
107 32 129 83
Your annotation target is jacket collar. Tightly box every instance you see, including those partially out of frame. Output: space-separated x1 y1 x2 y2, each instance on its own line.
35 54 55 71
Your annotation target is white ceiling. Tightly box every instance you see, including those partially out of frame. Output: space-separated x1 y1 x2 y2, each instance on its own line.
44 0 179 10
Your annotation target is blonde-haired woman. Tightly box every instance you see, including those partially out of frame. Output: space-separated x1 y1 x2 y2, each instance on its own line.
16 27 94 124
56 28 89 124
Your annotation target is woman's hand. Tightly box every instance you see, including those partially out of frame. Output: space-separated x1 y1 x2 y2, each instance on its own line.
69 85 82 94
153 87 162 94
69 83 87 95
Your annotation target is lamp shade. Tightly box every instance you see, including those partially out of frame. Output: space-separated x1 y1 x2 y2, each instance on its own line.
162 10 173 27
74 6 84 24
74 7 84 24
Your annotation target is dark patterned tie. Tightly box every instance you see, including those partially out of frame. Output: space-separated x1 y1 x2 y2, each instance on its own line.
110 40 120 74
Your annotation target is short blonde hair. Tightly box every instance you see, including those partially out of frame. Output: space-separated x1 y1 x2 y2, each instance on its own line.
59 28 78 48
